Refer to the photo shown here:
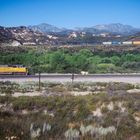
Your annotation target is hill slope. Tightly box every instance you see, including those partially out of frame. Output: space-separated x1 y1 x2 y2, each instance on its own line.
0 26 52 45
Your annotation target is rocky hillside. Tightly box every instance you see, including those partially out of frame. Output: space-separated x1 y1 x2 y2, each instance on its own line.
0 26 54 46
127 32 140 41
0 23 140 46
0 26 121 46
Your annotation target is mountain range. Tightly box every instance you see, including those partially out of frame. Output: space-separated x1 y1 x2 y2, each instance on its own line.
0 23 140 46
29 23 140 35
28 23 66 33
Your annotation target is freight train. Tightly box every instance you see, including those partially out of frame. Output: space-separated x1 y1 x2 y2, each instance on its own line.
102 41 140 45
0 65 28 75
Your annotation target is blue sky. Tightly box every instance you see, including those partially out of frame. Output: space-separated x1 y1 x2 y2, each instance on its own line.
0 0 140 28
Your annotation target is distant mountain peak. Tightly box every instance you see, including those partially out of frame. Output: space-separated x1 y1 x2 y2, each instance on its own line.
92 23 137 34
29 23 66 33
28 22 140 35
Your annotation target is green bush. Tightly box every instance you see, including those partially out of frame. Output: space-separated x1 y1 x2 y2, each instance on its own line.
1 48 140 73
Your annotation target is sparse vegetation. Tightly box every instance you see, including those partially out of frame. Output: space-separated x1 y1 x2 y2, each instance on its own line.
0 81 140 139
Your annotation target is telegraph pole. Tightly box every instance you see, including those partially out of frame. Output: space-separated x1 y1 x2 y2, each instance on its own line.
71 70 74 84
71 49 75 90
38 71 41 91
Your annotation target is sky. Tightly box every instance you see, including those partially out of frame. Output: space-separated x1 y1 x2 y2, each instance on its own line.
0 0 140 28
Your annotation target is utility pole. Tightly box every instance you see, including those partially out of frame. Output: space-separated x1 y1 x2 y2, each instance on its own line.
38 71 41 91
71 66 75 91
72 71 74 84
71 49 75 90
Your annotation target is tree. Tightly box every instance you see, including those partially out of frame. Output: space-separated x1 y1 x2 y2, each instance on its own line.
79 49 93 57
110 56 121 66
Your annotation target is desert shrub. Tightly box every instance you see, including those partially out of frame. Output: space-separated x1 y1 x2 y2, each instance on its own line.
0 116 30 140
101 107 109 114
106 82 135 91
0 82 140 139
0 81 20 94
49 85 67 92
12 96 48 110
116 114 138 140
0 95 13 104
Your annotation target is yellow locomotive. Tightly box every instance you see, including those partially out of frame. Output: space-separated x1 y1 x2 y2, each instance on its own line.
0 65 28 75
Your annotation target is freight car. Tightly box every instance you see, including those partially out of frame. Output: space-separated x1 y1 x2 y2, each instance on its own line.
102 42 112 45
133 41 140 45
0 65 28 75
102 41 140 46
102 41 122 45
111 41 122 45
122 41 132 45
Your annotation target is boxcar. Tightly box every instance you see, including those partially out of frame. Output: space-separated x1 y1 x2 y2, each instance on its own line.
133 41 140 45
102 42 112 45
111 41 122 45
122 41 132 45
